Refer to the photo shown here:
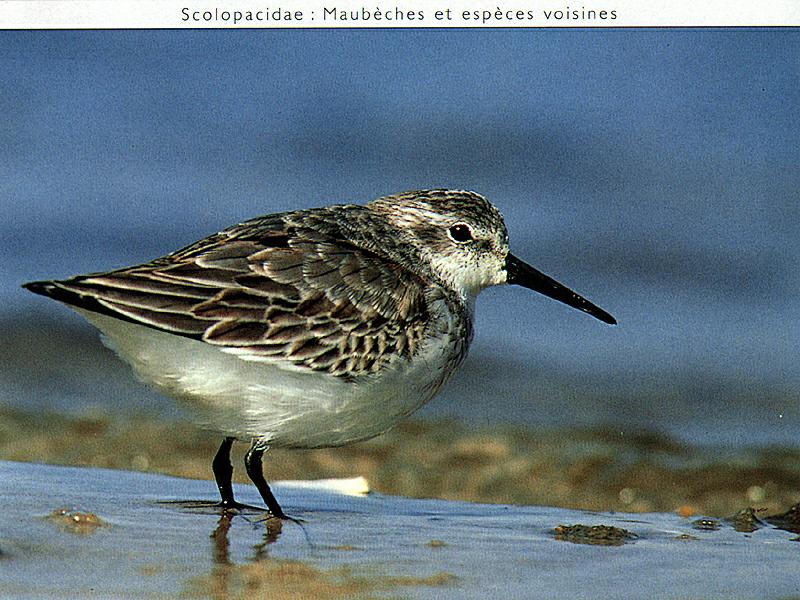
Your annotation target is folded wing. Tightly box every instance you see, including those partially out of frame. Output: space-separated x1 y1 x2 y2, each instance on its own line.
24 211 430 376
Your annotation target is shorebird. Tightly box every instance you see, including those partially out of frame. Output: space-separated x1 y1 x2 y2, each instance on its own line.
24 189 615 518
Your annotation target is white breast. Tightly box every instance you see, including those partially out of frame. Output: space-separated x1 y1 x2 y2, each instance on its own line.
76 299 468 448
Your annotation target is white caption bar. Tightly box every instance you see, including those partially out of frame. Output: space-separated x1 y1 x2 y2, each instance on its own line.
0 0 798 28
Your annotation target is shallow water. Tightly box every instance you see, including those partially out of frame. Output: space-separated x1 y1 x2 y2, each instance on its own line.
2 460 799 599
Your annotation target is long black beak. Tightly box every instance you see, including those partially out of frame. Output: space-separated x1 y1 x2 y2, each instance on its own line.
505 254 616 325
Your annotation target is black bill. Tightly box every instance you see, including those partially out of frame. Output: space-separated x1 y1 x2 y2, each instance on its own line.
505 253 616 325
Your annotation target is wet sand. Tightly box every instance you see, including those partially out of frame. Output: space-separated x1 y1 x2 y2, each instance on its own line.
2 405 798 518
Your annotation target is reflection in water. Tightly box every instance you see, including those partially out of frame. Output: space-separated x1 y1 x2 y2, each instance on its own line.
210 513 234 566
253 517 284 561
208 512 284 599
154 501 289 563
209 513 233 598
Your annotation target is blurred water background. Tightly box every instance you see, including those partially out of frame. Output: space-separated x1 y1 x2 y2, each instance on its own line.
2 30 798 447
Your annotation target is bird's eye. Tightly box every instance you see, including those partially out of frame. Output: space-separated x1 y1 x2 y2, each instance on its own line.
448 223 473 243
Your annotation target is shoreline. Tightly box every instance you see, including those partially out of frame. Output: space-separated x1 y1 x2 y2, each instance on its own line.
2 405 798 517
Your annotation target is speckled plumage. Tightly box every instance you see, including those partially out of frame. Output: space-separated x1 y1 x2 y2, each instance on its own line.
31 191 502 378
24 189 614 515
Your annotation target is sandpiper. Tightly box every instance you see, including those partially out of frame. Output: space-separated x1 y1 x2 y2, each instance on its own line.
24 189 615 518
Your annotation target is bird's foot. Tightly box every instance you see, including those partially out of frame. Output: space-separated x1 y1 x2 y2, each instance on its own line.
215 500 268 513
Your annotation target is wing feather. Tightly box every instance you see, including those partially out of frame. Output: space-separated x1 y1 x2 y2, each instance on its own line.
29 208 431 376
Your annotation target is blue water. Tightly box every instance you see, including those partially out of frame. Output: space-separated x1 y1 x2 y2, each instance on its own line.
5 460 800 600
2 30 798 443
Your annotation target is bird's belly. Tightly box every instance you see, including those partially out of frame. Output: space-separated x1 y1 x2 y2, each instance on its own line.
78 310 463 447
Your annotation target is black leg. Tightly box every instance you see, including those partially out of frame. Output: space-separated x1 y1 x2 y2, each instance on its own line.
212 437 237 508
244 441 287 519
